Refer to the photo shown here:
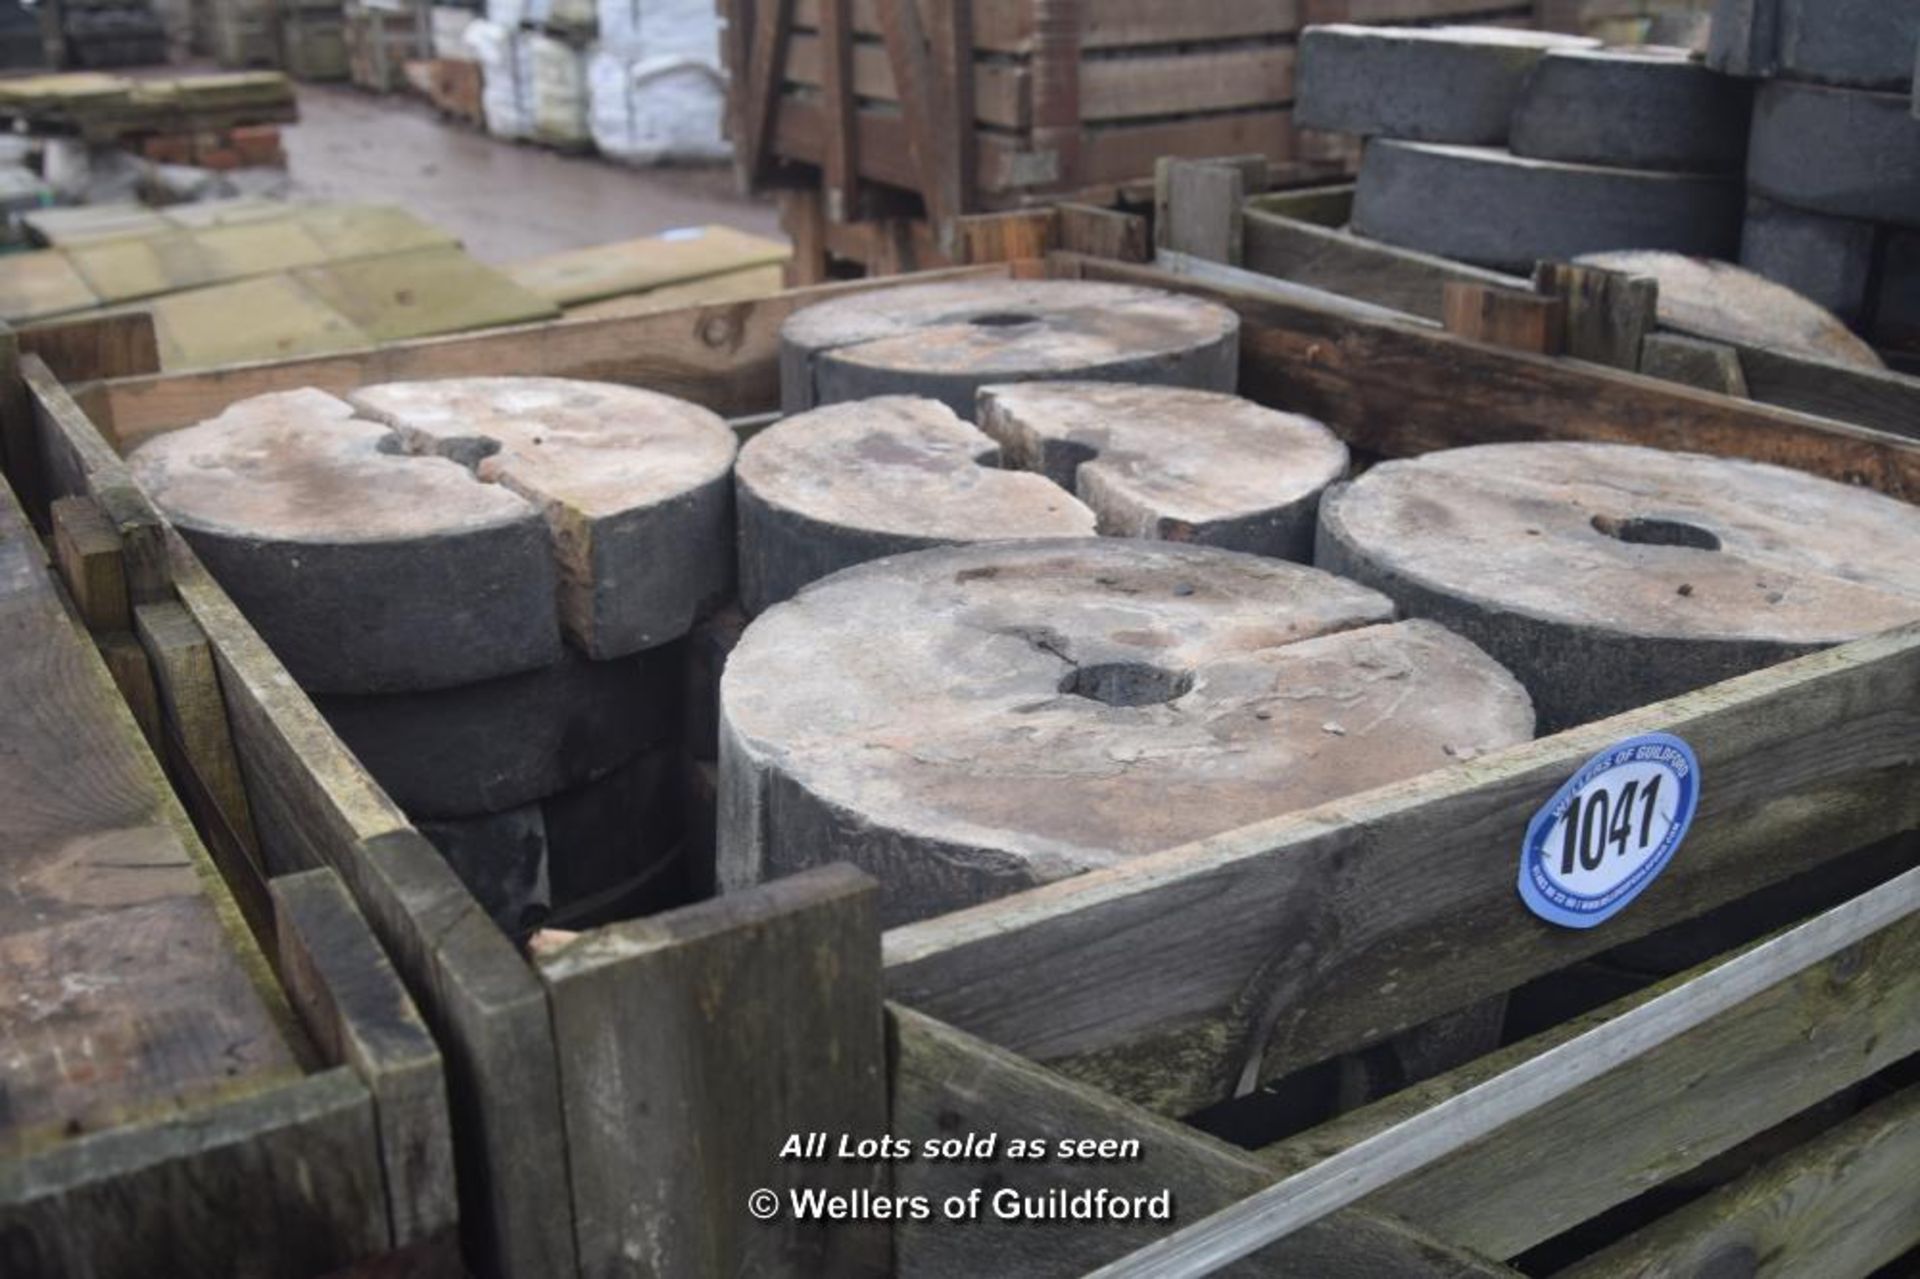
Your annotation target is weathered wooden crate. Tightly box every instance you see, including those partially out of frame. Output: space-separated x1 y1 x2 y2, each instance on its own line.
723 0 1538 250
0 318 459 1277
5 246 1916 1278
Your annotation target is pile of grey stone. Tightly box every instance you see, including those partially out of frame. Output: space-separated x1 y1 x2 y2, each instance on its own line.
1709 0 1920 355
131 377 738 936
1300 23 1752 273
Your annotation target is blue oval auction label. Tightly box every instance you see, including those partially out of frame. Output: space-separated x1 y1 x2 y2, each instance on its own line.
1518 732 1701 929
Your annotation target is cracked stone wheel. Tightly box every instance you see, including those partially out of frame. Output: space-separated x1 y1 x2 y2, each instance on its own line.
718 539 1534 926
778 279 1240 417
1315 442 1920 732
130 378 737 692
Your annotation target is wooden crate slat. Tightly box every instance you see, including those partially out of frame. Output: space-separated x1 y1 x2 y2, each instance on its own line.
790 0 1301 53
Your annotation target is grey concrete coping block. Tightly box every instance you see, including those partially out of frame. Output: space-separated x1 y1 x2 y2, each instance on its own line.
717 538 1534 927
976 381 1351 563
1352 140 1744 273
1510 45 1752 174
778 279 1240 417
1747 79 1920 230
1295 23 1598 145
1738 194 1881 325
1316 441 1920 734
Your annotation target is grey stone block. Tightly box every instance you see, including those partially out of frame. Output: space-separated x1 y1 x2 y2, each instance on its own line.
1710 0 1919 90
734 396 1096 615
131 388 562 694
1315 442 1920 733
1295 23 1598 145
1739 194 1880 324
314 646 680 819
1352 140 1744 273
1747 79 1920 230
778 279 1240 417
975 381 1350 563
718 539 1534 927
1509 46 1752 174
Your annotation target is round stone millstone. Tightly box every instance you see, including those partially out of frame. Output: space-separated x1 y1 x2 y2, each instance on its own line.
1315 442 1920 733
976 382 1350 562
131 378 737 693
1509 46 1752 174
777 280 1240 417
130 387 561 694
1294 24 1598 145
313 646 680 819
1575 250 1884 370
734 396 1096 615
1746 80 1920 231
718 539 1535 926
1352 140 1743 273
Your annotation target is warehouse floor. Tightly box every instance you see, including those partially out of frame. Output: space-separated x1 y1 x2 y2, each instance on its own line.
279 81 783 264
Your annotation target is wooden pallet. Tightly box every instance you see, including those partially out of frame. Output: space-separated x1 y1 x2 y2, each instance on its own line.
8 250 1918 1278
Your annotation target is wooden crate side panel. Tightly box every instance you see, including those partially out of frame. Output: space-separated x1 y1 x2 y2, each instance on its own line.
890 1006 1519 1278
884 622 1920 1117
0 1070 388 1279
789 0 1302 52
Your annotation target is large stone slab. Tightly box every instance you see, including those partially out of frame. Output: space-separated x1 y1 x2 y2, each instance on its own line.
1747 80 1920 230
130 388 561 694
1739 195 1880 325
313 646 679 819
733 396 1095 615
1294 24 1597 145
718 539 1533 926
1509 45 1751 174
1709 0 1919 90
1575 249 1884 369
1352 140 1743 273
976 382 1350 562
133 378 737 692
778 279 1239 416
1316 442 1920 732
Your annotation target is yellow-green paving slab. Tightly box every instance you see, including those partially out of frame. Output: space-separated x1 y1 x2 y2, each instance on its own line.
24 202 174 246
506 224 790 307
297 205 458 260
163 197 301 231
147 274 373 370
293 246 560 342
68 221 331 303
0 250 101 322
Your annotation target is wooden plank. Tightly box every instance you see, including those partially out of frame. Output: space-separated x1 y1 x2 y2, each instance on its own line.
876 0 955 231
890 1006 1520 1278
1059 255 1920 500
785 30 1027 131
23 354 169 603
1561 1083 1920 1279
0 1069 389 1277
1255 881 1920 1261
0 473 298 1159
1639 331 1749 397
814 0 859 220
272 868 458 1249
1027 0 1082 192
1080 45 1293 121
80 265 1015 450
1157 158 1248 265
1534 260 1660 371
958 208 1058 264
790 0 1299 53
1441 281 1566 355
930 0 976 238
1737 344 1920 443
539 865 890 1278
883 619 1920 1117
164 540 578 1279
1058 202 1151 263
739 0 797 185
16 311 161 382
1242 206 1526 321
1246 184 1354 227
502 225 790 309
0 321 40 521
1078 112 1294 192
49 494 131 632
96 630 162 752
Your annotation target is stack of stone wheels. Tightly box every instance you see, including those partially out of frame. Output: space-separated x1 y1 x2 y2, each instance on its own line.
1298 23 1752 271
131 377 737 937
1710 0 1920 356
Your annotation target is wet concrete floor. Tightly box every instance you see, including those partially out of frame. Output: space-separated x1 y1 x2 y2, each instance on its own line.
280 81 783 264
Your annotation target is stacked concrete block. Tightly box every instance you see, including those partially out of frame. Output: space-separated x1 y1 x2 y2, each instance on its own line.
1712 0 1920 353
1315 441 1920 733
1299 24 1749 270
717 538 1536 926
131 377 738 935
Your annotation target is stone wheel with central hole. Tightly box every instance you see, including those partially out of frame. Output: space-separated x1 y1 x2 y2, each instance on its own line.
130 378 736 692
1315 442 1920 732
718 539 1535 926
778 279 1241 417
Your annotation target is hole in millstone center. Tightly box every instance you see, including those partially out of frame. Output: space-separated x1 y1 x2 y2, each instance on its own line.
1591 514 1722 551
969 311 1041 328
1059 662 1195 708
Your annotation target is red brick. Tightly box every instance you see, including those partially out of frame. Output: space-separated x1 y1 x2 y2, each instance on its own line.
141 134 193 164
197 147 243 171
